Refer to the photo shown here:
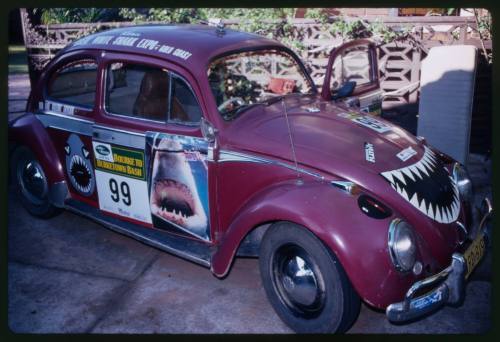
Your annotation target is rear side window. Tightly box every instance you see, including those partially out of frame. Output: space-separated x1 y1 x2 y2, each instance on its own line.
106 62 169 122
47 59 98 108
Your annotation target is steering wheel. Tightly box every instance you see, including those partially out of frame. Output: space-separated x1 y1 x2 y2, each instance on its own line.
218 97 245 112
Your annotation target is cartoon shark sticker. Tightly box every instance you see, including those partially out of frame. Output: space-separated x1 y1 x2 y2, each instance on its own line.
65 134 95 196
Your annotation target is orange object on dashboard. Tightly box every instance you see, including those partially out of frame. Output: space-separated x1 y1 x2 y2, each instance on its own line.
268 77 296 95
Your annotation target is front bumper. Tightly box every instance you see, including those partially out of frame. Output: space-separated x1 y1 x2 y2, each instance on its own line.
386 198 493 323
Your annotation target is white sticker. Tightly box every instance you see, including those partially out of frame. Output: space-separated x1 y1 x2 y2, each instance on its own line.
95 170 152 224
397 146 417 162
351 116 391 133
365 142 376 163
92 141 114 163
338 112 391 133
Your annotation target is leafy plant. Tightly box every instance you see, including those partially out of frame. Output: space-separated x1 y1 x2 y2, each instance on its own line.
36 8 122 24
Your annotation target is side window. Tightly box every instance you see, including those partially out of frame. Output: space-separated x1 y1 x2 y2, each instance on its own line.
170 75 202 124
47 59 97 108
330 45 373 92
106 62 169 122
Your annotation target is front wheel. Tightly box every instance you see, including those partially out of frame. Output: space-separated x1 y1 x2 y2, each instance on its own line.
259 222 360 333
11 146 60 218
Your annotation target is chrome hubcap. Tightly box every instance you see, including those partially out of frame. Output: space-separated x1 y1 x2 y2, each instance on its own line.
281 255 318 306
272 244 326 317
18 159 47 205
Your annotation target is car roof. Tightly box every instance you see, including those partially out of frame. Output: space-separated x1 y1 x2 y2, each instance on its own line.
63 24 286 76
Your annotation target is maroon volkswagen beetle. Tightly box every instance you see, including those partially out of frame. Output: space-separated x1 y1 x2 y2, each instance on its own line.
9 25 492 333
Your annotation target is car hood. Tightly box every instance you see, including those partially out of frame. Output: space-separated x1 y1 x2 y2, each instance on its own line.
224 95 423 178
223 95 461 252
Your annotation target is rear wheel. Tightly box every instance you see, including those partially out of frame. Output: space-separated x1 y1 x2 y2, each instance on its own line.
259 222 360 333
11 146 59 218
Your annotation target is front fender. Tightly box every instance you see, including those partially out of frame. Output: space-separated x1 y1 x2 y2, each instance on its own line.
211 178 423 309
9 113 65 185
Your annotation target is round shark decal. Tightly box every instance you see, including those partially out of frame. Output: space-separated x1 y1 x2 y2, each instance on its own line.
65 134 95 196
381 146 460 224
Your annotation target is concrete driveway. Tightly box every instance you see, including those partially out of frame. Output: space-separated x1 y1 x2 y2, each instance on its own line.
7 74 491 334
7 158 492 333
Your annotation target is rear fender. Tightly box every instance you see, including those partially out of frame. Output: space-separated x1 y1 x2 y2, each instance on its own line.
9 113 65 185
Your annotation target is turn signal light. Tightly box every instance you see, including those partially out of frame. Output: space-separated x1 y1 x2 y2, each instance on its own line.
358 194 392 219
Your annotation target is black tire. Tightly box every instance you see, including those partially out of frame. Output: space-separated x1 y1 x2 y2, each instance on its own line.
259 222 360 333
11 146 60 218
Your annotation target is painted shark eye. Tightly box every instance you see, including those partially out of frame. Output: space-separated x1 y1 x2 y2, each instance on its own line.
64 144 71 155
82 146 90 159
358 194 392 219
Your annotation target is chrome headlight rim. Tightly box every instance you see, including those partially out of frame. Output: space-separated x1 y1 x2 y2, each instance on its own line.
452 162 473 203
388 218 418 273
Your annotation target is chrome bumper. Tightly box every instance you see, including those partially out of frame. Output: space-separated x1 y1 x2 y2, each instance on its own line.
386 198 493 323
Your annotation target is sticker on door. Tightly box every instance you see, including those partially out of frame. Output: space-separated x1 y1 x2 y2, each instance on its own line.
93 142 152 224
146 132 210 241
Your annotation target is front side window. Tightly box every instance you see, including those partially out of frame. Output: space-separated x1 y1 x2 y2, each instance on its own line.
47 59 97 108
208 49 314 120
105 62 202 124
106 62 169 122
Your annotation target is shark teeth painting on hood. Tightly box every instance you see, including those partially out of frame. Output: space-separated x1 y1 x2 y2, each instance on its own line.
381 146 460 224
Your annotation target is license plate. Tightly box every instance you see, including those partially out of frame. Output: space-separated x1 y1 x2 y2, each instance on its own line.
463 233 485 278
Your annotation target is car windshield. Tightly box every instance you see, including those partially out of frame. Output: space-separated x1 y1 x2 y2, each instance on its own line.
208 49 315 120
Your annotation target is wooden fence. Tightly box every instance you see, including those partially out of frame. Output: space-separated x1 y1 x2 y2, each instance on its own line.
19 9 492 153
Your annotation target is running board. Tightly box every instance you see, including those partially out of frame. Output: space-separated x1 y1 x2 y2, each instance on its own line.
65 199 212 267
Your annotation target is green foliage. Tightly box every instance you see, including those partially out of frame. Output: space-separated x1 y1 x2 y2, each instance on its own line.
33 7 428 53
119 8 207 23
36 8 122 24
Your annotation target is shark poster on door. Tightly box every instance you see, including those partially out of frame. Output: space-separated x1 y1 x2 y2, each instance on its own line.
146 132 210 241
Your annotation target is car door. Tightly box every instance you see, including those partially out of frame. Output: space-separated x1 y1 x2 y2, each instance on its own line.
321 39 382 115
93 52 212 242
36 51 101 207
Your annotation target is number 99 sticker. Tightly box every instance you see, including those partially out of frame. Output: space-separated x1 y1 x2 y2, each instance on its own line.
95 171 152 223
93 142 152 224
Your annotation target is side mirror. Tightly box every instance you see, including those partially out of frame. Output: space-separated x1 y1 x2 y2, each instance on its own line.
332 81 357 100
201 118 218 143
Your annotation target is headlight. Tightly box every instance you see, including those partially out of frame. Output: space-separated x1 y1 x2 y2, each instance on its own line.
452 162 473 203
388 219 417 272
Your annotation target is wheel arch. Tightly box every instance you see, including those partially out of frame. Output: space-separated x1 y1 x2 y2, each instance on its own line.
210 178 410 309
210 180 354 280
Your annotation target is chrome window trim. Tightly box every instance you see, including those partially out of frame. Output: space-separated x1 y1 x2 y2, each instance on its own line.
37 110 93 124
218 150 324 180
36 112 93 136
92 125 145 149
93 124 145 137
